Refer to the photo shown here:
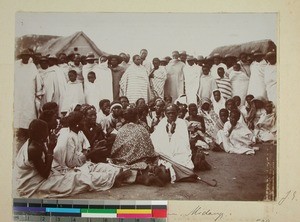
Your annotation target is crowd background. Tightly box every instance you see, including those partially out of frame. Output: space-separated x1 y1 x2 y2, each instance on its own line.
13 44 277 198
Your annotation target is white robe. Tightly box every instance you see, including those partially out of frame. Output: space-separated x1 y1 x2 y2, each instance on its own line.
14 60 42 129
84 82 101 111
61 81 85 112
151 118 194 169
248 60 267 99
216 121 256 155
119 63 149 103
142 59 152 74
165 59 185 102
264 63 277 106
183 64 200 104
94 62 113 102
229 70 250 105
198 74 217 100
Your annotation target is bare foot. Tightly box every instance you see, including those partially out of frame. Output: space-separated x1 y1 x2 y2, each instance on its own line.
114 169 132 187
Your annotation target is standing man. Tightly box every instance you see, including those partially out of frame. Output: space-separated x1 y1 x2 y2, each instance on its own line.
140 49 151 74
119 52 130 70
108 55 126 101
164 51 185 102
82 52 98 88
14 49 43 145
69 54 83 83
237 52 251 78
149 58 167 100
183 56 201 104
247 51 268 99
179 50 187 64
210 53 228 79
119 55 149 103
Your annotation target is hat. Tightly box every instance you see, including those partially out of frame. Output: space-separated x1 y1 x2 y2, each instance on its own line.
108 55 122 64
224 54 236 58
160 57 167 62
86 52 98 61
165 56 172 61
39 56 48 62
253 51 264 57
179 50 187 55
212 53 221 58
18 49 32 57
266 51 276 58
48 55 58 60
197 55 205 61
186 55 194 61
110 102 122 111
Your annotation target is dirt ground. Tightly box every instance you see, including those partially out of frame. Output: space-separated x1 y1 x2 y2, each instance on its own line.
60 143 276 201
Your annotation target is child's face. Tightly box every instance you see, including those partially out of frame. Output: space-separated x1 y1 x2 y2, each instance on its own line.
68 72 77 82
88 73 96 83
137 99 146 107
265 103 273 114
229 114 239 126
217 68 224 78
246 97 253 106
177 108 187 119
233 98 241 107
155 101 165 114
233 64 241 71
202 67 210 75
220 111 229 123
189 107 198 117
226 101 234 111
116 122 123 130
201 103 210 111
165 97 172 104
112 106 122 117
213 91 221 102
101 102 110 116
120 98 129 109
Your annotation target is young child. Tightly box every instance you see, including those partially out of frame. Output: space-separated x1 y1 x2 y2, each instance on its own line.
240 94 255 122
164 95 172 106
254 101 276 143
229 63 249 105
216 109 258 155
246 97 266 130
96 99 111 125
136 98 146 107
198 66 217 100
147 99 165 133
215 67 232 100
199 98 218 138
84 71 101 110
177 104 188 119
212 108 229 140
61 70 85 115
211 89 226 115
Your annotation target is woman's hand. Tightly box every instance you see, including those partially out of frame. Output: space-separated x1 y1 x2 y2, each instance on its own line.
47 132 57 152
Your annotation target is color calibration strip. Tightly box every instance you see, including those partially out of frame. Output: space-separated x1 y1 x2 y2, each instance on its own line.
13 199 167 221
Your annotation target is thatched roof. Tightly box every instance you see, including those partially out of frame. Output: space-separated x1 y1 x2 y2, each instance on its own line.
209 39 276 57
36 31 109 57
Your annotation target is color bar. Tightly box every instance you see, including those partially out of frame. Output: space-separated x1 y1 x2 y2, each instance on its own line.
117 209 152 214
81 213 117 218
14 206 46 213
118 213 152 218
152 209 167 218
46 207 81 213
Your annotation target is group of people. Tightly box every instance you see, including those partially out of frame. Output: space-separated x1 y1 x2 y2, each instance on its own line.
14 46 277 198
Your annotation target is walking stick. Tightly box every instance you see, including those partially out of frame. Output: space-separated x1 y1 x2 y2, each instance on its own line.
197 177 218 187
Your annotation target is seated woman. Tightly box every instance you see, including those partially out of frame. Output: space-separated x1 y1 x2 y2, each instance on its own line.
245 97 266 130
110 108 169 186
14 118 127 198
185 103 208 150
136 104 151 132
198 98 219 138
147 99 165 133
216 109 258 155
254 101 276 143
212 108 229 139
240 94 254 121
80 104 113 163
